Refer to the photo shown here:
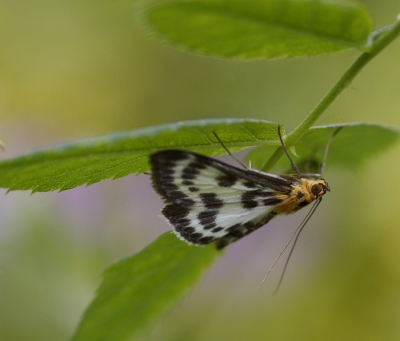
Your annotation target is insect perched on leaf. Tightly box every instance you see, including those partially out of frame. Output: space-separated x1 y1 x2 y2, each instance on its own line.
150 125 340 289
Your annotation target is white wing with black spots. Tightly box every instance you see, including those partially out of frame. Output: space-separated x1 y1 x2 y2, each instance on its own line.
150 150 295 248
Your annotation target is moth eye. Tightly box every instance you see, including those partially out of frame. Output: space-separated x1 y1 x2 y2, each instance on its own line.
311 184 322 196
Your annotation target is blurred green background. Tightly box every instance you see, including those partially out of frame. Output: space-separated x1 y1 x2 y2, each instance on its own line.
1 1 400 340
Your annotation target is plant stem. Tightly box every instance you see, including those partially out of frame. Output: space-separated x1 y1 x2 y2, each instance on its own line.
261 17 400 172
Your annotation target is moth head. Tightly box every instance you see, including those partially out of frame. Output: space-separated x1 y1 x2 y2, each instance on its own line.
311 179 330 197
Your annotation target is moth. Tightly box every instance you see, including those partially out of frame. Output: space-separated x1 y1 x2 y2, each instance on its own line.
150 126 340 251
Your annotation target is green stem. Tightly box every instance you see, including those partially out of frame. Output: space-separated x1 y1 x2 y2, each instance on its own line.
262 17 400 172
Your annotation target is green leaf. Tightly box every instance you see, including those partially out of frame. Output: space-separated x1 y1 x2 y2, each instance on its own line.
144 0 373 59
72 232 218 341
0 120 397 193
247 123 400 172
0 119 279 192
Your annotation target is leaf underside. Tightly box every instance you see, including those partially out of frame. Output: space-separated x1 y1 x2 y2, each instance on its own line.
0 119 279 192
72 232 218 341
143 0 373 59
0 120 398 193
248 123 400 172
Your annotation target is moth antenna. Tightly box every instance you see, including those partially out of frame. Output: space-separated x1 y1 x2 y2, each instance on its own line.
272 198 322 295
213 131 248 169
256 198 322 293
320 127 342 175
277 125 301 177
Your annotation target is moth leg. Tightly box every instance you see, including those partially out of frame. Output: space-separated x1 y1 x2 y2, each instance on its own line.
214 211 277 250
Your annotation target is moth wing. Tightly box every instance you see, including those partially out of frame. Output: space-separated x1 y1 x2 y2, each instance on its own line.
150 150 292 246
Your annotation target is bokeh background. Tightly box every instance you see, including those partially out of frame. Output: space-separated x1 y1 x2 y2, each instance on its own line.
1 1 400 340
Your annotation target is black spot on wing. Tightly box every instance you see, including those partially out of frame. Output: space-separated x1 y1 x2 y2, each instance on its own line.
296 192 304 199
198 210 218 227
162 182 179 193
162 204 190 220
243 180 257 188
226 223 241 232
243 190 274 199
162 204 199 243
241 191 258 209
203 223 217 230
242 198 258 209
182 180 200 191
177 226 194 235
181 171 197 180
182 180 194 186
199 193 223 209
216 173 237 187
181 161 207 180
175 219 191 230
151 150 188 163
190 160 207 170
198 236 215 244
211 227 223 233
228 228 247 239
241 190 275 210
187 233 203 243
176 227 198 242
171 191 195 207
